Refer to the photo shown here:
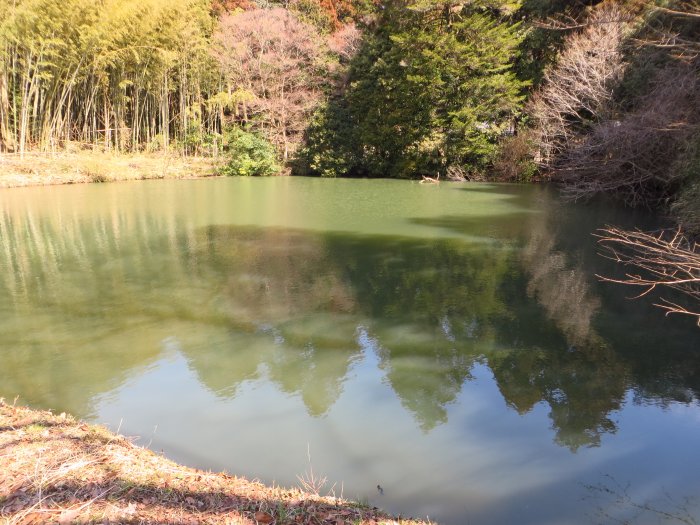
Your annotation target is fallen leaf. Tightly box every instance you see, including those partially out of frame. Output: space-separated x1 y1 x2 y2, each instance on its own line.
254 511 274 523
58 508 80 524
124 502 137 516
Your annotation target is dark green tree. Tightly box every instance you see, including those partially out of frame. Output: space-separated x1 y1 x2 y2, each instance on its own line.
297 0 527 178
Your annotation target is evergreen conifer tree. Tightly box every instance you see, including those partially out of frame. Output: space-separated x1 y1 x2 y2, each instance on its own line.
299 0 527 178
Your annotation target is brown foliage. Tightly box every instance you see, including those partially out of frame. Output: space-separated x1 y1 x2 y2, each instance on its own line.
492 130 537 182
596 226 700 324
211 0 255 17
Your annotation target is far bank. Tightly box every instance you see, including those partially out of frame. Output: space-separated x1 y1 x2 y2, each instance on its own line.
0 151 222 188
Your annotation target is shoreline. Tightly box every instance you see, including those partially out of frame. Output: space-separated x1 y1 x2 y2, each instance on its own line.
0 151 222 189
0 400 429 525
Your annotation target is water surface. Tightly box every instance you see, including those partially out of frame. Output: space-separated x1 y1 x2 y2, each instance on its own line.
1 178 699 524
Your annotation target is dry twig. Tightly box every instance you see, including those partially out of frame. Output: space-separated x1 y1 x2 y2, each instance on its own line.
595 226 700 324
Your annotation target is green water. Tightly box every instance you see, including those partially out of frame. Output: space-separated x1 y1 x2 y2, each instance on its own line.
1 178 699 524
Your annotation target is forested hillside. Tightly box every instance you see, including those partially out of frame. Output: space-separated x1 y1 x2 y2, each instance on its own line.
0 0 580 168
1 0 699 246
0 0 353 160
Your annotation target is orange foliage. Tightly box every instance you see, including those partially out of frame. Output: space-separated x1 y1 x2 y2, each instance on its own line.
211 0 254 17
330 0 356 25
320 0 341 29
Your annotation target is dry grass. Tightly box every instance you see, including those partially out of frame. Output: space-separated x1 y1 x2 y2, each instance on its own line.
0 400 429 525
0 151 222 189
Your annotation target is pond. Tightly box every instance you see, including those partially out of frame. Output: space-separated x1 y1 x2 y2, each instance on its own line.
1 177 699 524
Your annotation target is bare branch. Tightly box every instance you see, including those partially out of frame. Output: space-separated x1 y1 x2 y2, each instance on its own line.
553 62 700 206
650 5 700 20
595 226 700 324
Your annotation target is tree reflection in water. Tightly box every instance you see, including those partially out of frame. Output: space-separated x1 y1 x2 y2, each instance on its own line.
1 189 699 452
182 216 698 449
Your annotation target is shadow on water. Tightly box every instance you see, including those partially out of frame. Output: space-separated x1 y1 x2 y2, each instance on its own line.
2 187 699 452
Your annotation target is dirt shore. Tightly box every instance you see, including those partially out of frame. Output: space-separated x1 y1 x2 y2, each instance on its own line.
0 152 221 188
0 401 428 525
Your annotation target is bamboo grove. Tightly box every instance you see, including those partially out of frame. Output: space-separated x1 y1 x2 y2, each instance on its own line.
0 0 220 155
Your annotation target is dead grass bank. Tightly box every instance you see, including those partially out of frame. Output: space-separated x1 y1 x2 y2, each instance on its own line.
0 152 221 189
0 401 429 525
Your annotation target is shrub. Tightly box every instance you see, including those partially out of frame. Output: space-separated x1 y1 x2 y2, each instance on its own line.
220 127 281 177
556 63 700 206
492 130 538 182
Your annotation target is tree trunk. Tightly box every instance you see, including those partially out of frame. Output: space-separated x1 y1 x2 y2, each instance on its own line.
0 65 14 152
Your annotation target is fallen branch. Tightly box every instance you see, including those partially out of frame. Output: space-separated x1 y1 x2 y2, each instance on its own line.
419 174 440 184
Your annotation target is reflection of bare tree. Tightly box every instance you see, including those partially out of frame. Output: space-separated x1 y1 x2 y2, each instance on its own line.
521 206 602 348
210 227 357 322
489 193 633 450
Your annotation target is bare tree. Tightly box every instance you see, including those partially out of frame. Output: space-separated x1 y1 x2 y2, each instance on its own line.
529 4 629 168
557 62 700 206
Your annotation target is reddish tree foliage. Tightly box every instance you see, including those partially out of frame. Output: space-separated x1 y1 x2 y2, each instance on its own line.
288 0 358 33
327 23 361 60
213 9 328 159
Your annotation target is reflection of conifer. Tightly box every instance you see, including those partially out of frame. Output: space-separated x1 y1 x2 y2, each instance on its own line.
185 225 361 415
